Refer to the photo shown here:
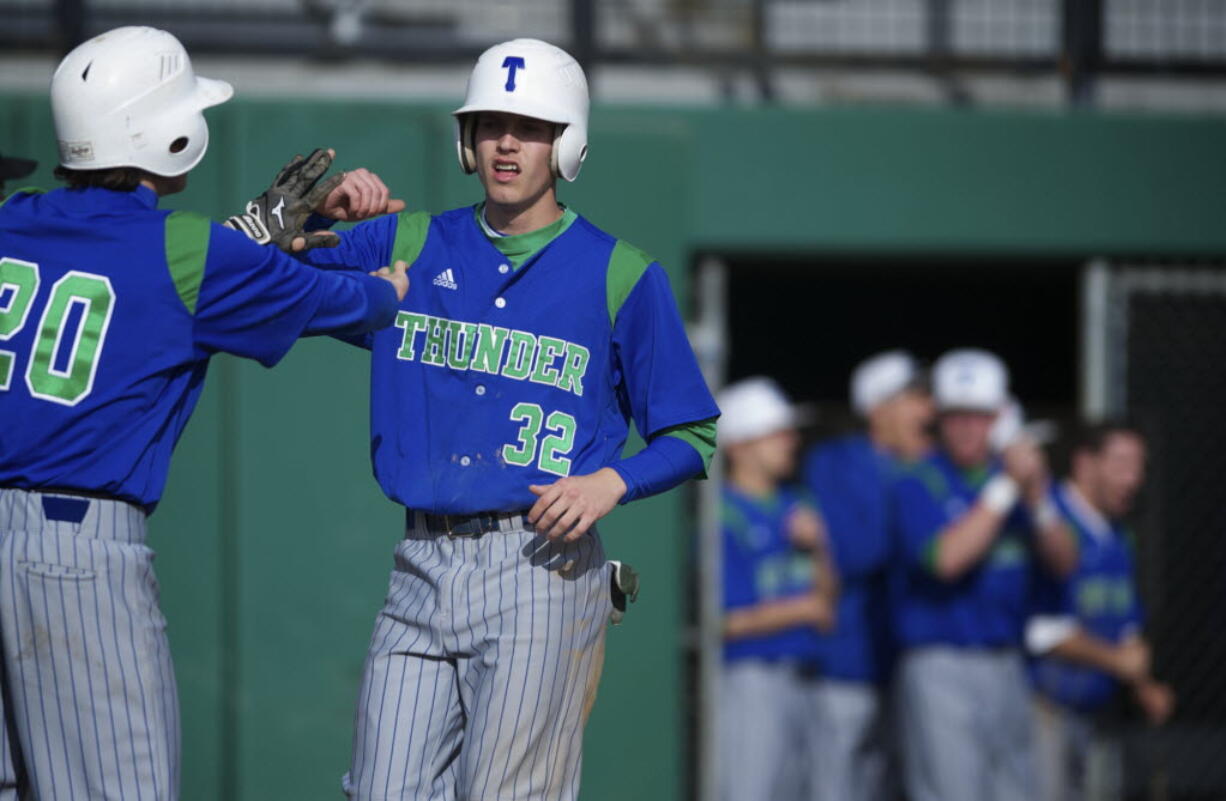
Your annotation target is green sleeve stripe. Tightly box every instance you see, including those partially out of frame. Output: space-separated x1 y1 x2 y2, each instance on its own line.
606 239 654 326
922 537 942 575
164 210 211 315
390 210 432 267
657 417 718 476
0 187 45 209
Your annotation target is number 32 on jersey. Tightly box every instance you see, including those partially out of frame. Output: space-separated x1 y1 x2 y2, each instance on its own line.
0 257 115 406
502 402 577 477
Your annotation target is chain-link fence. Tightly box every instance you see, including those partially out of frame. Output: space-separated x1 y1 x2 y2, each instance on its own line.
1089 265 1226 799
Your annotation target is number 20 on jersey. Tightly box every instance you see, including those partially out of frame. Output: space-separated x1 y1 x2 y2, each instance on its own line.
0 257 115 406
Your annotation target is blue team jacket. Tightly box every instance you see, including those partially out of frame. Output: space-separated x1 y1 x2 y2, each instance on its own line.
803 434 899 684
892 451 1038 649
0 186 397 509
722 484 821 663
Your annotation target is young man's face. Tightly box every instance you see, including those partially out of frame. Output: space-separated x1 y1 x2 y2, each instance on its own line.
473 111 555 210
939 410 996 468
1079 432 1147 518
730 428 799 484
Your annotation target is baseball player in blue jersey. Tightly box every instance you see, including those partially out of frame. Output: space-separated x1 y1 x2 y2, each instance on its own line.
802 351 932 801
716 377 836 801
1028 422 1173 801
891 349 1077 801
291 38 719 800
0 27 407 801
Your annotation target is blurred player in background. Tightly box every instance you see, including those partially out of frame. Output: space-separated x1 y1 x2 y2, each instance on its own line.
0 152 36 199
803 350 933 801
0 26 406 801
892 348 1077 801
718 377 837 801
1029 421 1175 801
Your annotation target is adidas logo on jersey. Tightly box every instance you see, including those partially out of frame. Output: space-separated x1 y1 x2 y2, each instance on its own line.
433 269 458 290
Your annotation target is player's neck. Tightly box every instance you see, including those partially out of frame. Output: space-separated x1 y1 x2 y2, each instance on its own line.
139 173 187 197
483 189 562 236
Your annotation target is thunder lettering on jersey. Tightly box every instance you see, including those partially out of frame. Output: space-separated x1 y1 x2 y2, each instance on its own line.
1030 482 1143 711
391 313 590 397
722 484 820 663
892 452 1039 649
0 187 397 509
305 206 718 514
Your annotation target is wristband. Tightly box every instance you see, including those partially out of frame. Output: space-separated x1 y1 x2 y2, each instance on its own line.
981 474 1019 514
224 213 272 245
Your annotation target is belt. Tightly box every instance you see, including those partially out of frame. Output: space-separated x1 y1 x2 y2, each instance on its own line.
406 508 528 538
1 486 151 519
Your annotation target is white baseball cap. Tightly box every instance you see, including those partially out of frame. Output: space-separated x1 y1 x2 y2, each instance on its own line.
851 350 921 415
933 349 1009 412
717 377 801 446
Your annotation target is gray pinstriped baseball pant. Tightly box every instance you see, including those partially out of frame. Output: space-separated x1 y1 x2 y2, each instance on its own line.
343 520 612 801
0 488 178 801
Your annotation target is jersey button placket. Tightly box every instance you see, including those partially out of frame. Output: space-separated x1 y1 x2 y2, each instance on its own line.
494 297 506 309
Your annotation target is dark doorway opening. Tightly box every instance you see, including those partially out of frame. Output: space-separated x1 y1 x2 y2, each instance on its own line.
722 257 1082 435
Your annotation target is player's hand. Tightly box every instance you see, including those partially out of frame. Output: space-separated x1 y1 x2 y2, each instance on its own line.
369 260 410 302
1003 438 1048 499
315 167 407 222
527 467 628 542
225 147 344 253
786 505 827 552
1133 679 1176 725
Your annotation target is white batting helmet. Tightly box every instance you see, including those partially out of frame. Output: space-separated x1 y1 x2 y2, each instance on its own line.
453 38 590 182
51 26 233 177
851 350 921 416
933 349 1009 412
717 377 801 446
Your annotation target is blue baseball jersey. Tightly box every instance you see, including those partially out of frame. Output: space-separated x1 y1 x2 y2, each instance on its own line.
722 484 819 663
0 186 398 510
803 434 901 683
892 451 1038 649
305 207 718 514
1030 483 1143 712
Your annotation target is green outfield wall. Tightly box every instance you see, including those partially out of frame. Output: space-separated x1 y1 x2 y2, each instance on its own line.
3 93 1225 800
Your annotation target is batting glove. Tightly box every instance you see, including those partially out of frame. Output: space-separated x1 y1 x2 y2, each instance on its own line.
225 148 343 252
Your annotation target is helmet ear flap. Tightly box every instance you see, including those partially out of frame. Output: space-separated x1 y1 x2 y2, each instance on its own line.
459 114 478 174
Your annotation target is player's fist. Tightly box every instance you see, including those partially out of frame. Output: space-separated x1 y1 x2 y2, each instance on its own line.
370 260 410 302
315 167 406 222
527 468 628 542
1003 438 1048 496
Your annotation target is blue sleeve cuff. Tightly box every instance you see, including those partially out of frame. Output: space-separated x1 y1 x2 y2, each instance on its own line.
610 435 705 504
305 213 337 232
